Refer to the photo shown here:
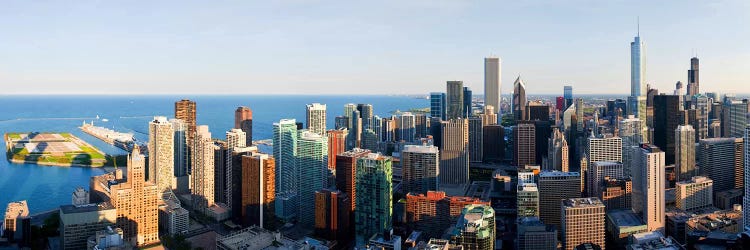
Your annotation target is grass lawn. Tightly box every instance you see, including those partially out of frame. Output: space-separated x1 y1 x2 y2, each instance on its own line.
5 132 108 167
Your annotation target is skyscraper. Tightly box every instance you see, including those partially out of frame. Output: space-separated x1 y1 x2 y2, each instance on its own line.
482 124 505 163
357 104 374 131
513 76 527 121
336 148 371 213
175 99 197 143
743 125 750 230
439 119 469 185
513 122 536 167
561 198 605 250
401 145 439 194
584 135 623 194
468 117 483 162
653 94 681 165
538 171 581 232
414 114 428 139
192 125 217 214
601 177 632 210
723 99 749 138
463 86 472 117
629 32 647 128
296 131 328 229
226 128 247 149
240 153 275 228
449 204 496 250
397 112 416 142
306 103 327 136
632 144 665 232
109 146 159 246
430 92 447 120
234 106 253 145
273 119 298 221
699 138 744 193
170 119 189 192
675 125 696 181
517 183 539 217
314 189 350 242
620 116 643 177
447 81 464 119
148 116 174 193
326 129 347 171
484 57 501 116
354 153 392 246
547 128 569 172
687 57 699 96
564 86 573 109
587 161 625 198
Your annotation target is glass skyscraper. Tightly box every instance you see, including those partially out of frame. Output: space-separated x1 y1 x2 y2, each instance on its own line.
430 92 446 120
273 119 298 221
354 153 393 246
296 130 328 229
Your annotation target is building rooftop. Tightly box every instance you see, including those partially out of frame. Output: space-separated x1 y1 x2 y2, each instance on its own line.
216 226 306 250
563 197 604 208
629 231 684 250
60 201 115 214
539 170 580 178
607 209 646 231
403 145 439 154
5 200 29 219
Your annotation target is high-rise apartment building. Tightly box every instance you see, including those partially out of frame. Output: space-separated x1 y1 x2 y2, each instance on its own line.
629 32 646 124
517 183 539 217
513 122 536 167
686 57 699 96
699 138 744 193
335 149 371 213
675 176 713 212
397 112 416 142
174 99 197 143
273 119 298 221
357 104 374 131
296 131 328 229
468 117 483 162
326 129 347 171
632 144 665 232
440 119 469 185
192 125 217 214
561 198 605 250
449 204 496 250
447 81 464 119
404 191 489 239
513 76 527 121
306 103 327 136
148 116 174 192
538 171 581 232
675 125 696 181
3 200 29 243
314 189 351 242
430 92 447 120
354 153 392 246
170 119 189 192
108 146 159 246
235 106 253 145
484 57 501 115
401 145 439 194
226 128 247 149
240 153 275 228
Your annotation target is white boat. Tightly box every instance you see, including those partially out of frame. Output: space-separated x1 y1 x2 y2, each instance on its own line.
101 119 109 122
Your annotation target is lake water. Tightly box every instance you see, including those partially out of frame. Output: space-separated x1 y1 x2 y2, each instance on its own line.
0 95 428 213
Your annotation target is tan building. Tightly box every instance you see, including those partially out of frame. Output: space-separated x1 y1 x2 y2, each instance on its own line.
59 202 116 250
440 118 469 185
108 146 159 246
676 176 713 212
3 200 29 241
192 125 217 215
240 153 275 228
601 177 632 210
148 116 174 192
174 99 197 143
234 106 253 145
561 198 605 250
306 103 327 136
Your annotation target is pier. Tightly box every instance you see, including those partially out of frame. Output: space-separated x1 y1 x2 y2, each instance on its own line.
80 121 137 152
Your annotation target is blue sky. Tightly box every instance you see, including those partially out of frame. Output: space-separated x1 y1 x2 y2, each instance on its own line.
1 0 748 95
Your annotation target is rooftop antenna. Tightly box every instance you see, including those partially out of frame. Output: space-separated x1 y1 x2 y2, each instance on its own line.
637 16 640 36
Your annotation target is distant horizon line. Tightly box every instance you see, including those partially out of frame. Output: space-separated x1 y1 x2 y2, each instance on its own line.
5 92 742 97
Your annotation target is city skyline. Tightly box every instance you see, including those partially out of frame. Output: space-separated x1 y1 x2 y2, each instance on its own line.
2 1 749 95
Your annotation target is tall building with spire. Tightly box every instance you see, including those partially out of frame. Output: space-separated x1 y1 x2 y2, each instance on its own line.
629 28 647 129
148 116 174 192
687 57 699 96
306 103 327 136
234 106 253 145
484 57 501 118
513 76 527 121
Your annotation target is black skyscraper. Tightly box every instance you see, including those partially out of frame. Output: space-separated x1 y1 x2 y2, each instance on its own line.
653 95 682 165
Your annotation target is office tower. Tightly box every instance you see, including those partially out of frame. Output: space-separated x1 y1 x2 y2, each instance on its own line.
348 110 363 149
620 116 643 176
538 171 581 232
146 116 175 193
699 138 744 193
601 177 632 210
557 97 565 112
326 129 347 171
380 116 396 142
674 81 683 96
564 86 573 109
273 119 298 221
482 125 505 163
109 146 159 246
354 153 392 246
675 125 696 181
357 104 374 130
344 103 357 121
360 129 378 151
513 122 536 167
690 95 709 141
479 105 498 126
240 153 275 228
170 119 189 193
561 198 605 250
401 145 439 194
675 176 713 212
463 87 473 117
297 131 328 229
336 149 371 213
59 202 116 250
744 125 750 230
653 95 681 165
484 57 501 115
439 119 469 185
547 128 569 172
584 136 622 193
587 161 624 198
372 115 382 140
235 106 253 145
513 76 527 121
575 98 585 134
632 144 665 232
414 114 428 139
3 200 29 243
517 217 557 250
517 183 539 217
527 102 550 121
174 99 196 143
306 103 327 136
687 57 699 96
723 99 749 138
468 117 483 162
449 204 496 250
213 141 228 204
334 116 349 130
447 81 464 119
192 125 216 214
405 191 489 239
314 189 351 241
430 92 447 120
397 112 416 142
563 104 576 131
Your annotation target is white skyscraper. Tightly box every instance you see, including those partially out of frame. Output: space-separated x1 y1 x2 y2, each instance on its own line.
397 112 416 142
192 125 217 214
226 128 247 149
484 57 501 116
148 116 175 193
306 103 327 136
632 144 665 233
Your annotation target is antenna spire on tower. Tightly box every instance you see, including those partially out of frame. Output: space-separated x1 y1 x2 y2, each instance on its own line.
637 16 640 36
